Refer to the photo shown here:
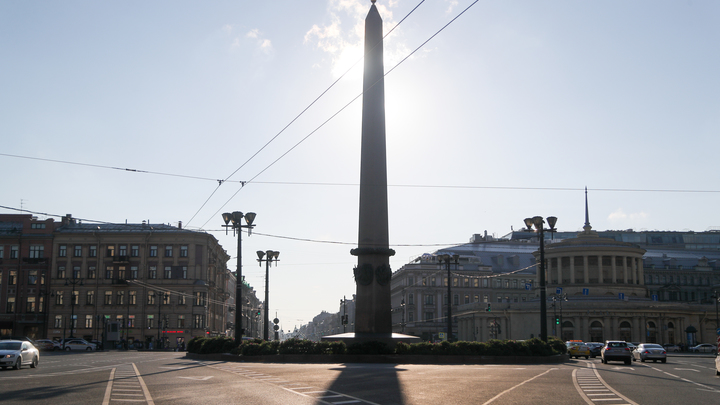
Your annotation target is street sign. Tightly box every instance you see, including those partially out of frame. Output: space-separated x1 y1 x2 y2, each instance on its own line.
556 287 563 295
619 293 625 300
525 283 532 290
582 288 589 295
652 294 659 301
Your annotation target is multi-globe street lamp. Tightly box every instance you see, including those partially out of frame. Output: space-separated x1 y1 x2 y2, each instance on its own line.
222 211 256 340
256 250 279 341
439 253 460 342
524 215 557 342
65 276 83 338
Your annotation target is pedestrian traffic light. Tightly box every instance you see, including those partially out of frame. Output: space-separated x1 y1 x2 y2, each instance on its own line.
486 303 491 312
555 316 560 325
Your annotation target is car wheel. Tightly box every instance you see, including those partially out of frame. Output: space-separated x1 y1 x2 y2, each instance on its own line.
624 359 631 365
716 369 720 376
53 347 59 351
13 359 21 370
30 356 38 368
661 359 666 364
64 347 71 351
641 358 645 362
585 356 589 359
86 347 92 351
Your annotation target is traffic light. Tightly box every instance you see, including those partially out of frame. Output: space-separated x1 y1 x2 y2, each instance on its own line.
486 303 491 312
256 310 261 316
555 316 560 325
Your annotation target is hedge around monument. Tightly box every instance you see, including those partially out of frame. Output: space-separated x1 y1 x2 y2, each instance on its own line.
187 336 567 357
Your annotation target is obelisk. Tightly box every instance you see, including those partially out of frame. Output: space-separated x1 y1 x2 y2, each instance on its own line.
351 0 394 336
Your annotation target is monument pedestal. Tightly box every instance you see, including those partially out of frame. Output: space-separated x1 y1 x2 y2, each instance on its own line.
321 332 421 347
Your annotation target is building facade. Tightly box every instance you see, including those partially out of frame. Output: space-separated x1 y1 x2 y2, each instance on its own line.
0 215 56 338
47 215 234 348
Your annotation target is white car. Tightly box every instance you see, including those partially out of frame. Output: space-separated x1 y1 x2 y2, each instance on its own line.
689 343 715 353
60 339 97 351
0 340 39 369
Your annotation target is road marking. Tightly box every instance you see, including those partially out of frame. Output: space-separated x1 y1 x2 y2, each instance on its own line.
481 368 557 405
573 364 638 405
178 376 213 380
648 366 720 393
102 363 154 405
674 368 699 372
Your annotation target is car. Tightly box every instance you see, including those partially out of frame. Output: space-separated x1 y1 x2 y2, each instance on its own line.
0 336 37 346
0 340 39 370
32 339 56 351
586 342 604 358
601 340 632 365
662 343 680 352
566 341 591 359
689 343 716 353
59 338 97 351
632 343 667 363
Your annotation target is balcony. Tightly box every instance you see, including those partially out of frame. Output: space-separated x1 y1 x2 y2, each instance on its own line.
22 257 49 264
113 256 130 263
111 279 129 285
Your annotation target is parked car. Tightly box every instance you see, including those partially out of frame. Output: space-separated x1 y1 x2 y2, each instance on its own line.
632 343 667 363
566 341 591 359
0 340 39 370
33 339 59 351
662 343 680 352
689 343 716 353
586 342 604 358
601 340 632 365
59 339 97 351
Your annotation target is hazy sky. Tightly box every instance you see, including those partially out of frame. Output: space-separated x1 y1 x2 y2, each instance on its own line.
2 0 719 330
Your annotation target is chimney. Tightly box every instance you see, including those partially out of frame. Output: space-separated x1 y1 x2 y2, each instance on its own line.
178 221 182 229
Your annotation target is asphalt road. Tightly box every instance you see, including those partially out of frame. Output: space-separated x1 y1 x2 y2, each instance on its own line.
0 351 718 405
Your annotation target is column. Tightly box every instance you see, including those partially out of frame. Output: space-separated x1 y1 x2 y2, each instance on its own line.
583 255 589 284
547 258 553 284
623 256 629 284
570 256 575 284
611 255 617 284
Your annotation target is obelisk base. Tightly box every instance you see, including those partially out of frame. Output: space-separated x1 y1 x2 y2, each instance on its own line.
321 332 421 348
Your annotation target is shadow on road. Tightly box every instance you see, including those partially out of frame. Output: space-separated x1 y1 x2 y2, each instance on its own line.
316 363 408 405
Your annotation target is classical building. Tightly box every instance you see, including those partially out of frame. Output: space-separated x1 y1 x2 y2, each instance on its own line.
0 214 56 338
391 217 720 346
47 214 236 348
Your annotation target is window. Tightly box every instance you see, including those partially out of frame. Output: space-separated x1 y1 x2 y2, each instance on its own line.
483 294 489 303
74 245 82 257
116 291 125 306
71 290 79 305
117 266 126 280
6 296 15 313
464 294 470 304
482 278 488 288
180 245 188 257
453 278 458 287
88 266 96 279
408 293 414 305
131 245 139 257
164 266 172 279
31 223 46 229
40 271 45 285
86 291 95 305
10 245 18 259
149 246 158 257
422 277 427 286
0 247 3 258
29 245 44 258
128 315 135 328
408 312 414 322
431 277 436 286
55 291 64 305
424 294 433 305
162 293 170 305
453 294 459 305
106 246 115 257
39 296 44 312
464 278 470 287
177 295 185 305
57 267 65 279
89 245 97 258
473 279 479 287
54 315 63 328
116 315 124 328
70 314 77 329
9 270 17 285
130 266 138 279
474 295 479 302
28 270 37 285
165 246 173 257
58 245 67 257
118 245 127 256
194 292 207 306
104 291 112 305
129 291 137 305
177 315 185 328
147 291 155 305
181 266 187 279
424 312 433 322
407 276 414 286
85 315 93 328
149 266 157 279
105 266 114 279
513 279 518 289
73 266 81 279
147 314 154 328
193 314 204 329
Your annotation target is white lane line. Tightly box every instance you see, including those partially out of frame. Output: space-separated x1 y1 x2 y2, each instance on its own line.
481 368 557 405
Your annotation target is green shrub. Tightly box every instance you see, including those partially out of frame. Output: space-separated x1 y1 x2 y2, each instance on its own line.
347 340 393 355
187 337 206 354
200 336 234 354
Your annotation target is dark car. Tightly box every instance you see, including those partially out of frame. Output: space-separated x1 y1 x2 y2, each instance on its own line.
601 340 632 365
586 342 603 358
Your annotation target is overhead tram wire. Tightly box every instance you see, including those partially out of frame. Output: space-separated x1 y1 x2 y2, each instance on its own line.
198 1 481 229
186 1 428 228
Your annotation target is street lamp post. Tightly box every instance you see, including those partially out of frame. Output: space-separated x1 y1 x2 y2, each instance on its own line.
65 277 83 338
156 291 168 349
222 211 256 340
524 216 557 342
712 291 720 332
341 296 348 333
439 254 460 342
256 250 279 341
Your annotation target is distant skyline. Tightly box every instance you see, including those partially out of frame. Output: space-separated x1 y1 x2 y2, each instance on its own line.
2 0 719 329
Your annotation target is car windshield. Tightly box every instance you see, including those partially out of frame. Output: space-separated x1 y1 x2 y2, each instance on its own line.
644 344 663 349
608 342 626 348
0 342 21 350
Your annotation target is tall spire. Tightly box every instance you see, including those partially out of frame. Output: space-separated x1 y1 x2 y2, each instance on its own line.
584 186 590 230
